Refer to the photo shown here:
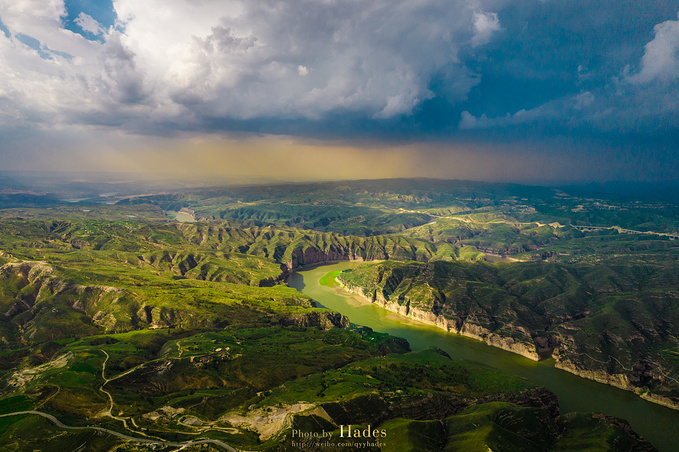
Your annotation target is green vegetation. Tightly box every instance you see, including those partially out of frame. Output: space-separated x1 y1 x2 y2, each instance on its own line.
319 270 343 287
338 258 679 405
1 177 676 450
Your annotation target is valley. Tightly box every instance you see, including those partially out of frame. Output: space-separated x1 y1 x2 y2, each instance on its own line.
0 177 678 451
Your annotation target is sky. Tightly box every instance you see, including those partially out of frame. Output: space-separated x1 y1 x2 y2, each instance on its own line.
0 0 677 186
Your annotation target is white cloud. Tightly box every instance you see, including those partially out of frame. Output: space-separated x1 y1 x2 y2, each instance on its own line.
471 10 501 47
74 12 104 35
627 13 679 84
150 0 482 120
459 107 544 130
0 2 101 127
459 96 576 130
459 110 488 129
574 91 594 110
0 0 494 132
0 0 96 57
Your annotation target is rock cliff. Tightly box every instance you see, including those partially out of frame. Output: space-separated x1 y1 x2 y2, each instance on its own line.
337 277 541 361
335 259 679 410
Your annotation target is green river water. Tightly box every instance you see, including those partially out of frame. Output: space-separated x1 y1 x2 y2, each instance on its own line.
288 262 679 452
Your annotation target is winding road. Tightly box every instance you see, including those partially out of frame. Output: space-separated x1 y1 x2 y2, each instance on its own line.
0 349 239 451
0 410 238 451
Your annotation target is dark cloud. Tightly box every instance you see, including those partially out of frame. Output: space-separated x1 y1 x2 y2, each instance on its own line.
99 32 149 104
455 2 679 150
0 0 677 184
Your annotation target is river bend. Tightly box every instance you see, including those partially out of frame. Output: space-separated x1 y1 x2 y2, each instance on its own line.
289 262 679 452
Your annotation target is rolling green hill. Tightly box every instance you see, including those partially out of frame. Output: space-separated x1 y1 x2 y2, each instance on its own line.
337 259 679 408
1 177 677 450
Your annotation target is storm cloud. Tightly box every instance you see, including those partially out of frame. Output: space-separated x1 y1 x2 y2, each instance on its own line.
0 0 677 183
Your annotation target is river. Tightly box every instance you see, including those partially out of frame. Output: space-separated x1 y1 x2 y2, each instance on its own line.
288 262 679 452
